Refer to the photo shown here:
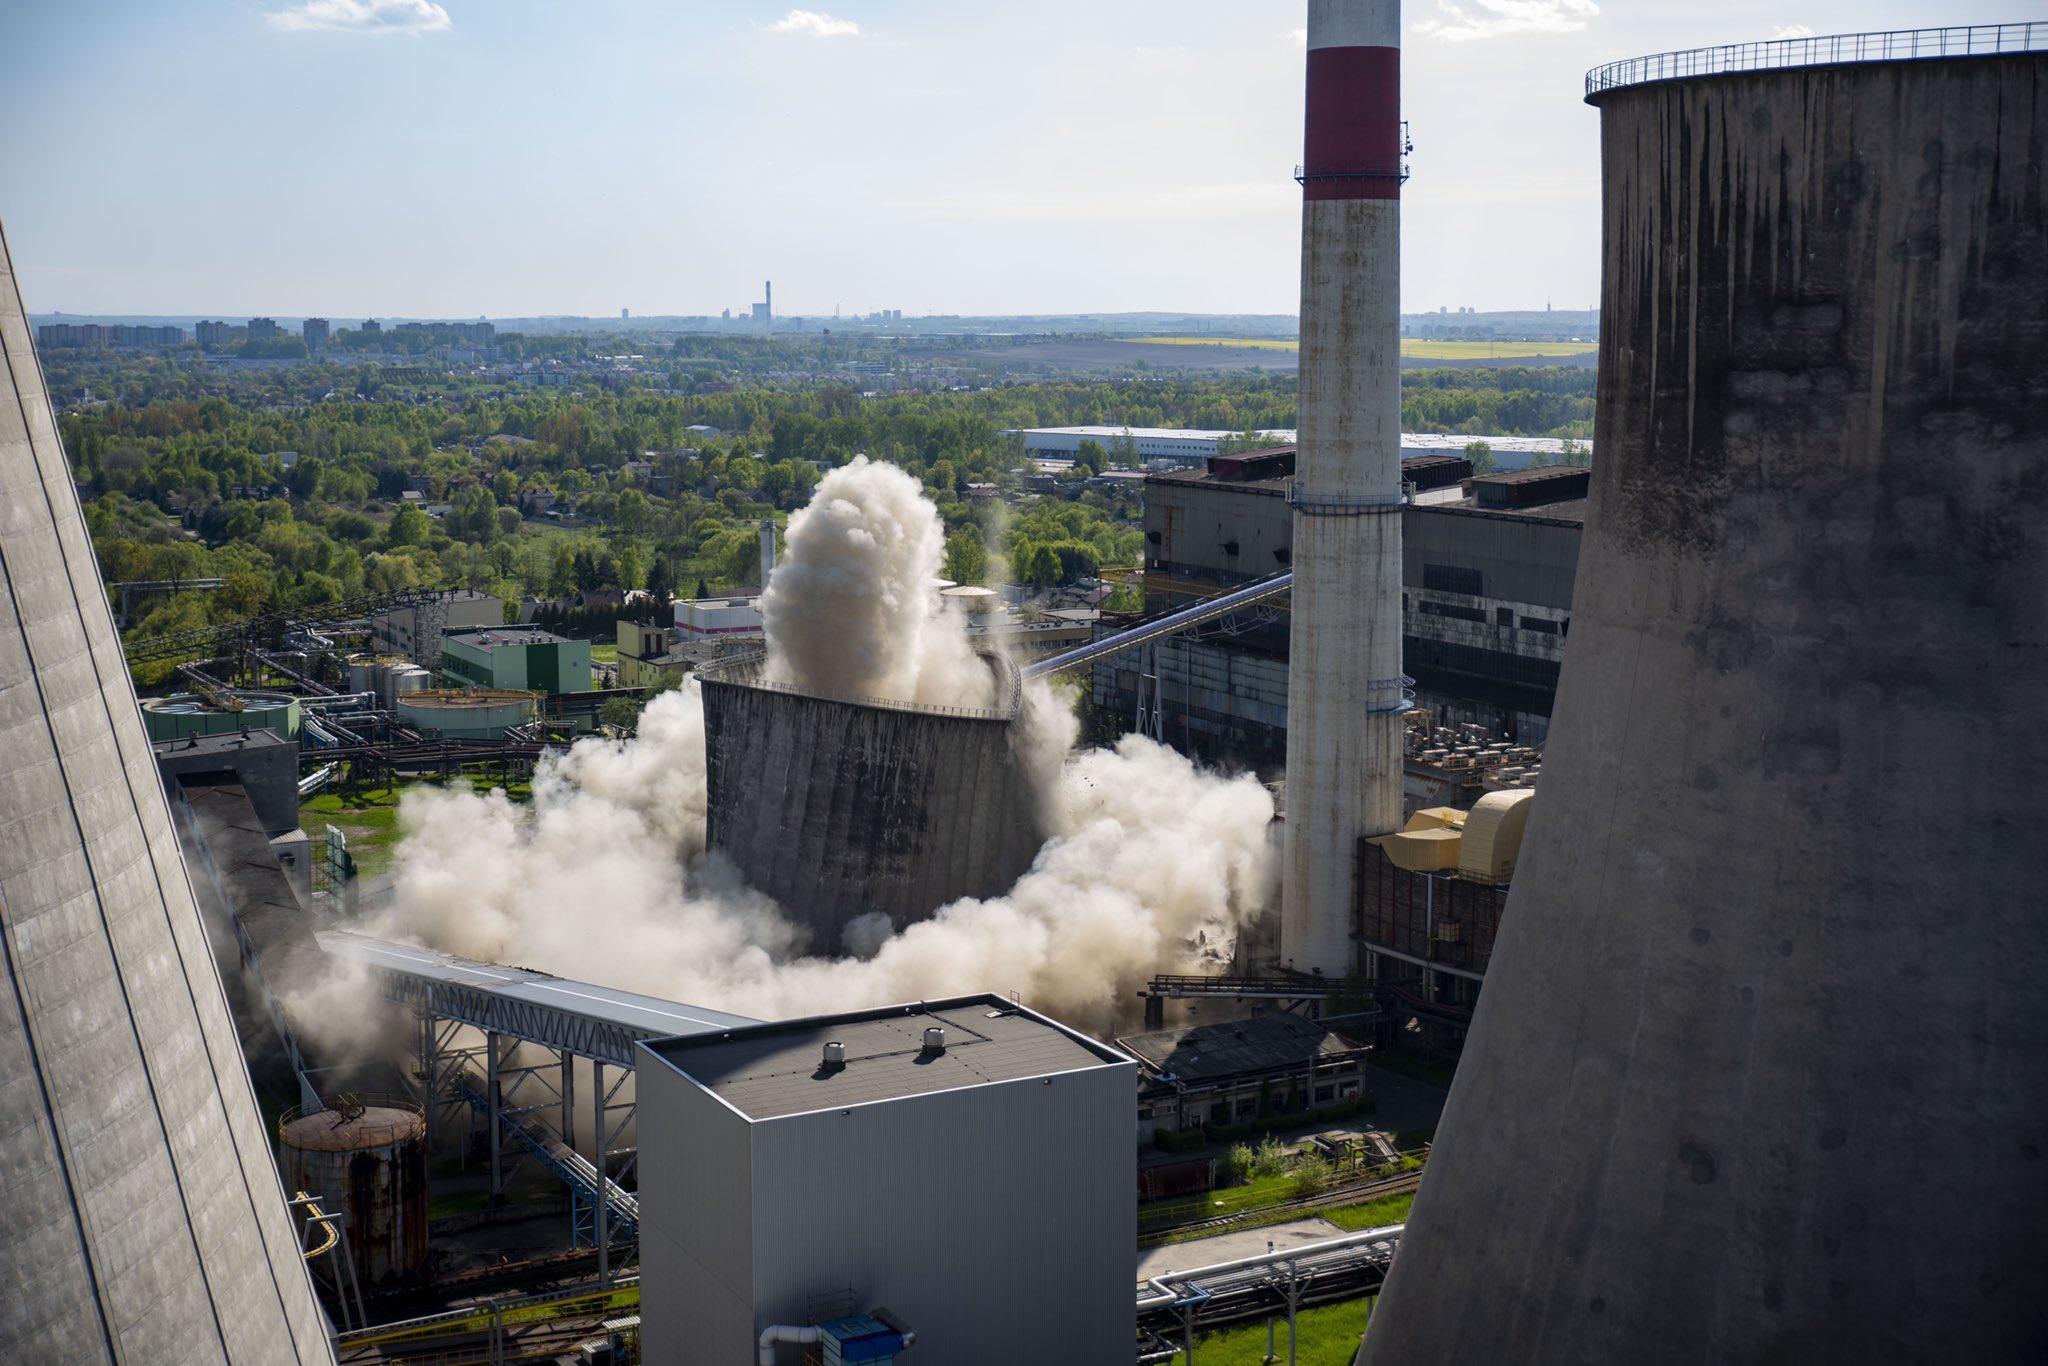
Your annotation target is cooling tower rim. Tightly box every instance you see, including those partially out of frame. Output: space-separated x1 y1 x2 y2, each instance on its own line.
1586 22 2046 103
699 647 1024 722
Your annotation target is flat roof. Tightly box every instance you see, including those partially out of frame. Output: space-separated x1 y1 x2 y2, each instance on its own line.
1117 1013 1375 1084
642 995 1128 1121
444 625 574 650
1422 496 1588 527
1009 425 1295 443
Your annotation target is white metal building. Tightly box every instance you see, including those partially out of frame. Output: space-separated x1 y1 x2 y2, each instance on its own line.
636 996 1135 1366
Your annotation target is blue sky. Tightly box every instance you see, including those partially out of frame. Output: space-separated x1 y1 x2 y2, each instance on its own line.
0 1 2032 318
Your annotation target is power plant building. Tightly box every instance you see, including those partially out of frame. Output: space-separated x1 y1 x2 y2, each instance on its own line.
697 650 1043 948
1364 31 2048 1364
1093 447 1584 769
438 624 592 695
0 223 334 1361
636 997 1135 1366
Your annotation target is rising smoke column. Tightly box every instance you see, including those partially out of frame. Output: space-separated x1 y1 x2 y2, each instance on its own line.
761 455 995 710
366 460 1275 1032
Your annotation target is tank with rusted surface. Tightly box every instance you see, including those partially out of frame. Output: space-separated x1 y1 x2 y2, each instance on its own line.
279 1098 429 1286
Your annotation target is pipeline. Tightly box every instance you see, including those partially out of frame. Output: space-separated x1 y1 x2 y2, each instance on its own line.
1022 571 1293 680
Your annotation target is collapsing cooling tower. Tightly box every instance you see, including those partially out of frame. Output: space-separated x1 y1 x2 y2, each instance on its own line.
697 650 1044 946
0 224 335 1361
1363 36 2048 1363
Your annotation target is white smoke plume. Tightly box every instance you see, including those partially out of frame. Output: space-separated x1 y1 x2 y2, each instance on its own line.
357 460 1277 1034
762 455 996 711
365 684 1271 1032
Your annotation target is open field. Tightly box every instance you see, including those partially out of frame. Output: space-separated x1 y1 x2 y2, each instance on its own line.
937 336 1597 374
1132 336 1599 361
1129 335 1299 350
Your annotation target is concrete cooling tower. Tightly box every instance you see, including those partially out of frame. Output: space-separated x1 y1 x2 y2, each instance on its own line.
1362 33 2048 1364
698 649 1044 946
0 224 335 1359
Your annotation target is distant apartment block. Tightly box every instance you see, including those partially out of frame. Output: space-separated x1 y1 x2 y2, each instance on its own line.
301 317 329 349
245 317 281 341
36 323 184 349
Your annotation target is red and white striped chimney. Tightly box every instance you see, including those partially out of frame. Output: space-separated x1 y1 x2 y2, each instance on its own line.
1281 0 1405 979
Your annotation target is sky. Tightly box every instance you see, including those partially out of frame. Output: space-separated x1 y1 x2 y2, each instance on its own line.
0 0 2033 319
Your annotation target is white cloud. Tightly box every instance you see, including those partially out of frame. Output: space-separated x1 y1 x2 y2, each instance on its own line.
1289 27 1307 46
266 0 451 34
768 9 861 38
1416 0 1597 43
1771 23 1817 39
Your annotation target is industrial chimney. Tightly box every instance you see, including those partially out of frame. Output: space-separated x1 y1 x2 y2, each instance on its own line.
0 222 335 1360
760 519 777 587
1361 31 2048 1363
1280 0 1406 979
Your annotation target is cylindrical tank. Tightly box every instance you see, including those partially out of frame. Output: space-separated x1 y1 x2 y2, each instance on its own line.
940 584 999 615
346 653 378 694
396 688 539 738
140 689 301 742
279 1100 429 1286
1365 33 2048 1366
1281 0 1407 979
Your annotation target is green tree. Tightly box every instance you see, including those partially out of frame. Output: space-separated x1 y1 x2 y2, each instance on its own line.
1464 439 1500 475
386 502 431 548
944 527 988 586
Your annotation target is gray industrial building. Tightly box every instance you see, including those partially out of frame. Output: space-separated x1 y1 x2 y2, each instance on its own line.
1363 34 2048 1365
636 996 1135 1366
0 223 334 1361
1092 447 1585 769
697 650 1044 947
368 588 502 669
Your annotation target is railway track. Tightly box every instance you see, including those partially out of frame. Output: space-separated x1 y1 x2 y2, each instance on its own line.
1137 1167 1423 1247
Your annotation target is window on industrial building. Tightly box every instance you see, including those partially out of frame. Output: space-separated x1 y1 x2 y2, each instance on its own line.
1419 600 1487 624
1521 615 1560 634
1423 563 1484 596
1275 546 1291 564
1222 540 1240 556
1496 607 1514 627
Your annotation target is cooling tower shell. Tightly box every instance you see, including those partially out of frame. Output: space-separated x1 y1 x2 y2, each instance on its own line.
1361 47 2048 1364
0 224 334 1359
698 651 1044 946
279 1102 429 1286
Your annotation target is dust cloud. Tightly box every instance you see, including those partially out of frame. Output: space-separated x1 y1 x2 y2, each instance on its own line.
355 462 1276 1034
762 455 997 711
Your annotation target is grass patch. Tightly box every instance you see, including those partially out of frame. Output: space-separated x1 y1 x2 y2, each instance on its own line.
1324 1191 1416 1232
303 775 533 877
1140 1174 1300 1229
590 644 618 665
1167 1295 1375 1364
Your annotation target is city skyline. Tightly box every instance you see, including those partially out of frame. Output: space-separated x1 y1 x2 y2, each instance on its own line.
1 1 2023 318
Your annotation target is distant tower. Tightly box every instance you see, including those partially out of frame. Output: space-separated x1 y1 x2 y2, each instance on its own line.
621 307 630 320
0 223 335 1359
1362 34 2048 1365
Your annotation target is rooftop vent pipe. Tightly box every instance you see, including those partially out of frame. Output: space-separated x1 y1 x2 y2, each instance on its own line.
921 1026 947 1054
821 1041 846 1070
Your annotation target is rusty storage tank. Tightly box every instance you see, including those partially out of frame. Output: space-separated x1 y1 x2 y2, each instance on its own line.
279 1099 430 1286
1362 25 2048 1366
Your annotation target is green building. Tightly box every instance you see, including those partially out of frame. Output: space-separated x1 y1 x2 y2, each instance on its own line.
440 625 592 695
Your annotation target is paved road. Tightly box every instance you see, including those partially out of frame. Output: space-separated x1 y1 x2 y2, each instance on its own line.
1137 1218 1348 1281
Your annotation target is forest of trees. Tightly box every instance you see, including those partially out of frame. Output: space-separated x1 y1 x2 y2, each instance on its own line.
57 351 1593 655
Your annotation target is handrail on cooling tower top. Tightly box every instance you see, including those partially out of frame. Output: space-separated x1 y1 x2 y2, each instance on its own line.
1022 571 1293 680
1585 22 2047 100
